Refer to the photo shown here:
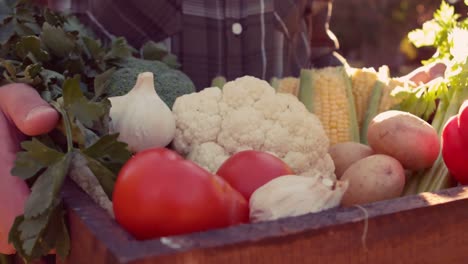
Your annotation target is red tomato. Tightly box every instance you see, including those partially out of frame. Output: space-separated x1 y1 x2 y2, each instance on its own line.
441 115 468 185
216 150 293 200
113 148 248 240
458 100 468 144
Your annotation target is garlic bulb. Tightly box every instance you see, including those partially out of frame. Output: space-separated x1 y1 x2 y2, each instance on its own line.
249 174 349 223
109 72 176 152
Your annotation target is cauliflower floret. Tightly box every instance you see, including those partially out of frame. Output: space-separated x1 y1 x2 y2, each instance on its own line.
187 142 230 172
172 76 335 179
172 88 223 154
218 107 274 153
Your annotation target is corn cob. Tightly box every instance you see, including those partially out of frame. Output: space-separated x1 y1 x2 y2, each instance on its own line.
350 67 379 128
272 77 300 96
299 66 360 145
359 66 391 144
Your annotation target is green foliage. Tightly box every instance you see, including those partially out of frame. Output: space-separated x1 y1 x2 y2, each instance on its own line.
407 1 461 64
331 0 444 70
8 76 132 263
0 1 181 261
9 202 70 261
398 0 468 194
395 0 468 121
140 41 181 68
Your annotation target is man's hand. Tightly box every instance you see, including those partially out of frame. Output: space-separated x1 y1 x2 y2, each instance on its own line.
0 84 59 254
399 61 447 85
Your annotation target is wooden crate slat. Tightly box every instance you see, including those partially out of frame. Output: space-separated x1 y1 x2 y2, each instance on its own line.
59 180 468 264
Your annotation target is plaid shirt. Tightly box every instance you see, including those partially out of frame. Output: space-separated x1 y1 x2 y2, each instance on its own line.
49 0 337 89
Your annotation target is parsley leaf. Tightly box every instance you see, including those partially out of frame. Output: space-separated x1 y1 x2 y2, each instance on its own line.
43 8 65 27
162 53 181 69
82 36 104 61
141 41 168 60
10 138 63 180
105 37 135 60
93 67 116 98
9 202 70 262
23 152 71 218
83 134 132 174
81 153 116 199
40 22 75 58
0 18 15 44
63 75 108 127
15 35 50 62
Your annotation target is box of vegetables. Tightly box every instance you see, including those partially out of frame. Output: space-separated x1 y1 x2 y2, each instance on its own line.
1 1 468 264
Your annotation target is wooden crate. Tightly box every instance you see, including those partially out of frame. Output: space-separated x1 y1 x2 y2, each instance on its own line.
58 180 468 264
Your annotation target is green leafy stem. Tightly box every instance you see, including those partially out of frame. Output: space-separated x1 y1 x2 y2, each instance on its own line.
8 75 132 263
51 101 73 152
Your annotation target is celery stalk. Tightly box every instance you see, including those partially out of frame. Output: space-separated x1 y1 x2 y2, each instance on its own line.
417 156 444 193
399 1 468 195
417 86 468 193
403 99 448 196
428 166 450 192
430 100 449 137
403 170 424 196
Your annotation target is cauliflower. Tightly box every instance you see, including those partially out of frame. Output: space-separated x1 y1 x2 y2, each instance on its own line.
172 76 335 179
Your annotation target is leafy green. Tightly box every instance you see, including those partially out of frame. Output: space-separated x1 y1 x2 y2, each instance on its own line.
83 134 132 174
63 16 95 39
9 203 70 262
63 75 109 128
140 41 181 69
399 0 468 195
0 3 39 44
93 67 116 98
105 37 136 60
141 41 168 60
24 153 71 218
15 35 50 62
82 36 104 61
162 53 181 69
392 77 448 120
1 1 186 261
9 73 131 262
10 138 63 180
43 8 66 27
395 1 468 120
81 154 116 199
407 1 461 64
40 22 75 58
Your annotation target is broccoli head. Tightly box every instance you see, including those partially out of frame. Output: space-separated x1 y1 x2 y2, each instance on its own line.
107 58 196 108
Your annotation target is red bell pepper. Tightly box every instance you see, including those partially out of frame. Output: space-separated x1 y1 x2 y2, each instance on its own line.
441 100 468 185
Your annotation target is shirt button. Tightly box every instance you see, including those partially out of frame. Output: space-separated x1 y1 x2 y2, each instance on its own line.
232 22 243 35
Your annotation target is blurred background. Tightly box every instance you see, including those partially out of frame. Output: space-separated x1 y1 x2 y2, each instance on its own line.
331 0 468 76
1 0 467 77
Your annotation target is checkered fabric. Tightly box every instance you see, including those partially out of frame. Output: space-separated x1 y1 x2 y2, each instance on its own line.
47 0 337 89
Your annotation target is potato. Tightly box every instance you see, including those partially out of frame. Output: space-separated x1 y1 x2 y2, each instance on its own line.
367 110 440 170
341 154 405 206
329 142 374 179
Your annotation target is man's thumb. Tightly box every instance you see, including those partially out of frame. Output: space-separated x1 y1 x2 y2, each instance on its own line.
0 84 59 136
